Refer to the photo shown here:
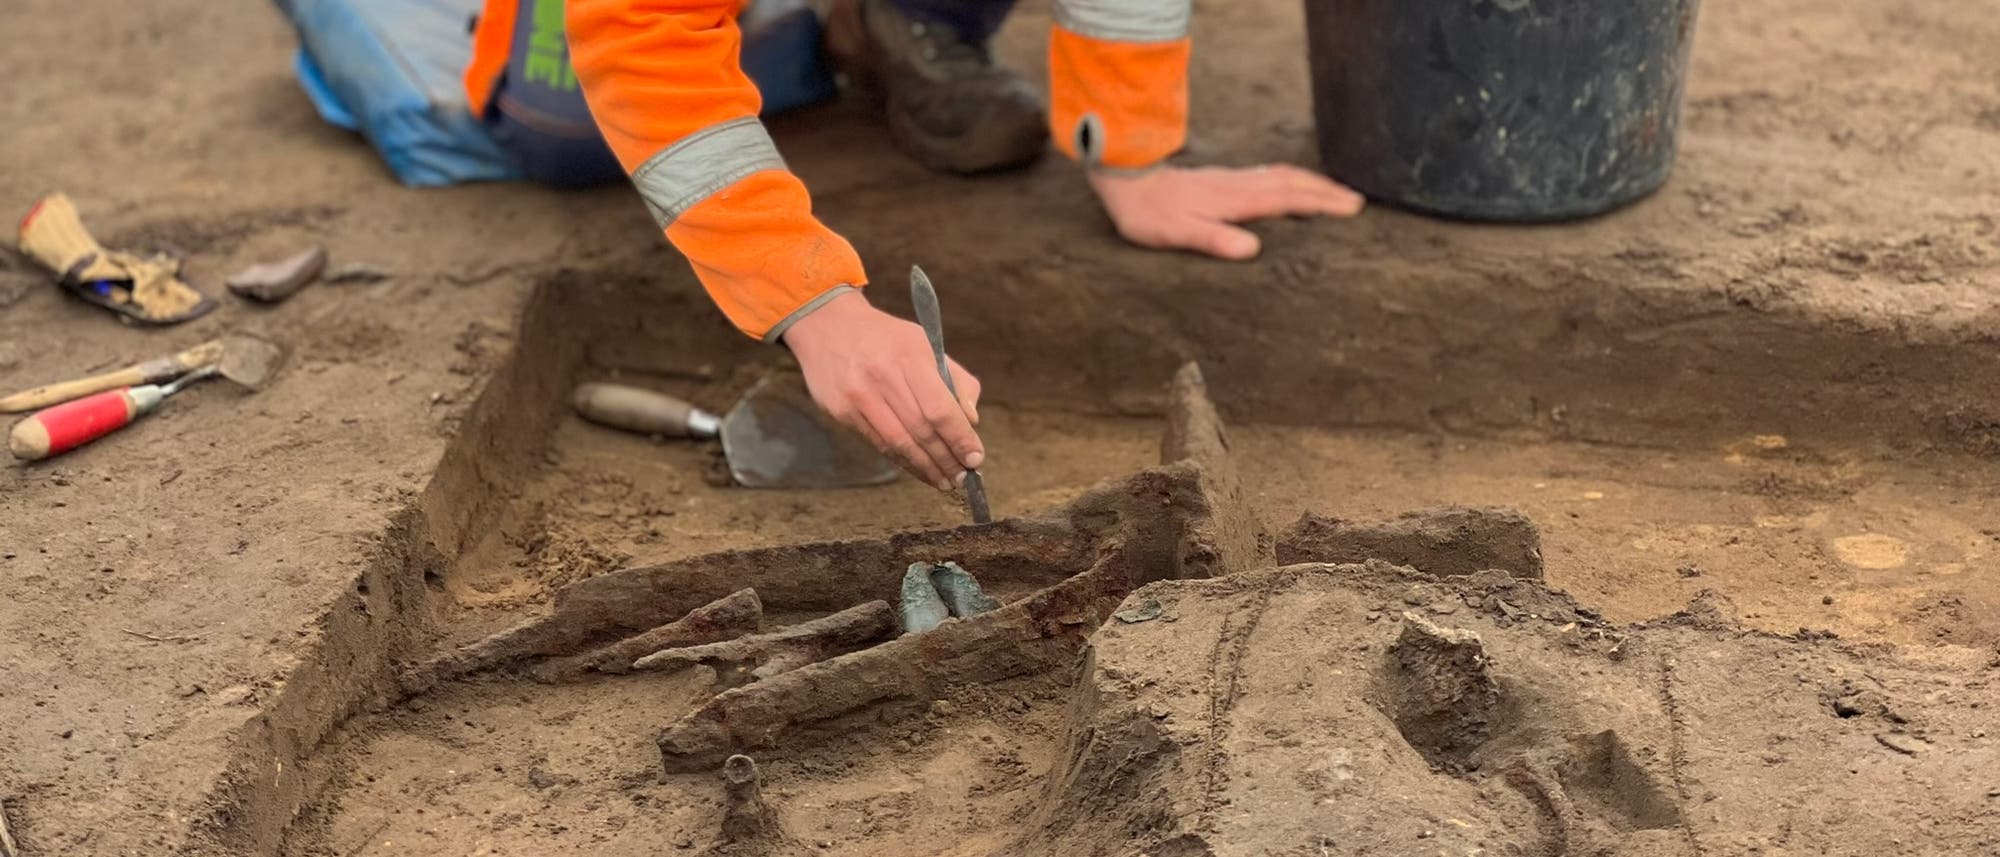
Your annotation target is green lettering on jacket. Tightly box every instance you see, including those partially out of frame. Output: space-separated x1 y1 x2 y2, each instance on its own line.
524 0 579 91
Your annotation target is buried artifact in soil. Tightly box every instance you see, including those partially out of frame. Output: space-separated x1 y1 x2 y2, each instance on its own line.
397 363 1262 768
405 458 1243 771
397 362 1588 781
349 360 2000 854
629 599 896 684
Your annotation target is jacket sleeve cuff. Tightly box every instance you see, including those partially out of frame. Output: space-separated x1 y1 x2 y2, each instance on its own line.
762 284 860 344
1047 24 1191 170
661 168 870 341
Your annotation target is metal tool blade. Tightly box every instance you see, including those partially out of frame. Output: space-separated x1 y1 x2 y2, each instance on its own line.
720 373 900 489
160 364 220 396
908 266 992 524
217 335 287 389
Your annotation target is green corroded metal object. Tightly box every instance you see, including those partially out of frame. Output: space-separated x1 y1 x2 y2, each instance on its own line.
929 562 1000 618
899 562 950 634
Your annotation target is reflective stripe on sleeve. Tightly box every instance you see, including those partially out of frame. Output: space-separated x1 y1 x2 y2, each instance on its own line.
1052 0 1190 43
630 116 789 227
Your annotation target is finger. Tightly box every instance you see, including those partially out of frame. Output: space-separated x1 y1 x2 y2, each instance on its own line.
947 358 982 429
839 401 888 451
854 394 947 488
1222 166 1365 222
912 363 985 471
1271 164 1366 215
1166 216 1262 260
881 377 967 490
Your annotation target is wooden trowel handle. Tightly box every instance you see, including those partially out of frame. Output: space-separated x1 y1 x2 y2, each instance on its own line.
572 383 721 439
0 339 223 413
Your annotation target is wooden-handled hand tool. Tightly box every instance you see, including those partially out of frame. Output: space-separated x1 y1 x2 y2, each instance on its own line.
9 366 218 461
572 383 722 438
5 335 284 462
0 339 224 413
572 377 899 489
909 266 992 524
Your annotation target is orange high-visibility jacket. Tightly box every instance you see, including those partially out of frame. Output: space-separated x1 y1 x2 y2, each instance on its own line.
478 0 1189 341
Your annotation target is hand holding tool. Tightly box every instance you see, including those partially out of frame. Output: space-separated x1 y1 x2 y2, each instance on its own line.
0 339 224 413
908 266 992 524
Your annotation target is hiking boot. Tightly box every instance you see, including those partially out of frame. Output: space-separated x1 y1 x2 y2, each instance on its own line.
824 0 1047 174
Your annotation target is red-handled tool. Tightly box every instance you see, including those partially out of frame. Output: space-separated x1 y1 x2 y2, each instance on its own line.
8 366 217 461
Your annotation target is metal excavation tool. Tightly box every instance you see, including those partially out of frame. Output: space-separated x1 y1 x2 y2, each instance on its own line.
0 338 226 413
8 335 286 461
909 266 992 524
572 374 898 489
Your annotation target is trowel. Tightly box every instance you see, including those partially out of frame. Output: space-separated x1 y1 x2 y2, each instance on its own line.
572 374 898 488
8 335 287 461
1 338 227 413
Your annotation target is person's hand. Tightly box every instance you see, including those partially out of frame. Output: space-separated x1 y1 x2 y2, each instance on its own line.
782 289 984 490
1088 164 1365 260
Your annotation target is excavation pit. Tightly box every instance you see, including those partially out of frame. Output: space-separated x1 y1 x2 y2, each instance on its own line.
272 276 1999 856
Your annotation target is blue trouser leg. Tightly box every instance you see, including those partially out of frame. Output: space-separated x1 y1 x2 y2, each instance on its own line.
884 0 1021 44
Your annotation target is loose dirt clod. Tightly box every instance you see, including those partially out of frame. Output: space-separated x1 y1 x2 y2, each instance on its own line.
225 245 326 303
631 600 896 687
1389 612 1500 770
1277 506 1544 578
534 588 764 681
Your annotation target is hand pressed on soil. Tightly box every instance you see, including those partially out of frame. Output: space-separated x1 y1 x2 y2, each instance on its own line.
1089 164 1365 260
782 290 983 490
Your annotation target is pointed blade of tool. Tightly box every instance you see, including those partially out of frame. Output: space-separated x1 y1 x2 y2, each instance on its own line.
908 266 991 524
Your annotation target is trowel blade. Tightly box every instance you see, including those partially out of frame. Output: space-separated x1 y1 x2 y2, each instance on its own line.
217 335 287 389
719 373 899 489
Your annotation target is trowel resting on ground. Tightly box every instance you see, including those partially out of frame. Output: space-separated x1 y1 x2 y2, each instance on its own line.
572 374 898 489
8 335 286 461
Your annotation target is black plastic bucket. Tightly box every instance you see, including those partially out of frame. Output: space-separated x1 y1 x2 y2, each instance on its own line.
1305 0 1700 222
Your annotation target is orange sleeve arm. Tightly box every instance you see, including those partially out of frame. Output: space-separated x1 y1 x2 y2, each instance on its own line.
1048 1 1192 170
568 0 868 341
464 0 516 113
